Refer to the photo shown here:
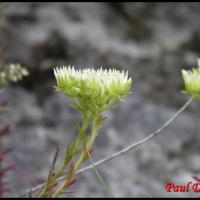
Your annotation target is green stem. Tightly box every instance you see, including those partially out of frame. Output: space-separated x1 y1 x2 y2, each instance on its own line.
49 115 91 197
73 116 98 174
42 113 102 198
87 115 100 148
38 116 90 198
79 115 90 146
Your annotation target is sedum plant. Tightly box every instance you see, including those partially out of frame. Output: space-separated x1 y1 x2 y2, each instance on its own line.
22 59 200 198
36 66 132 198
182 59 200 100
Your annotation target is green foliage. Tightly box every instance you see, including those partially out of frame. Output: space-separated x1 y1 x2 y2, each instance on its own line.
35 66 132 198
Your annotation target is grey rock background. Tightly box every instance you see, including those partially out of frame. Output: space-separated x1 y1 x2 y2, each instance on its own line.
1 2 200 197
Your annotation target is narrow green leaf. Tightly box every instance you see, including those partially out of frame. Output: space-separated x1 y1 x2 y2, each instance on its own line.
87 150 113 198
47 146 59 186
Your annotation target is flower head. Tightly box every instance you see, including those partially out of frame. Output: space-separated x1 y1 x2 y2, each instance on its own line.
182 59 200 99
0 63 29 87
54 66 132 116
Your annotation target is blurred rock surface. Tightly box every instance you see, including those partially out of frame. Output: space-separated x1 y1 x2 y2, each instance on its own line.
1 2 200 197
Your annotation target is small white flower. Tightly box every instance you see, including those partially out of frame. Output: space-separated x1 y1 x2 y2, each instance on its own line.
0 63 28 87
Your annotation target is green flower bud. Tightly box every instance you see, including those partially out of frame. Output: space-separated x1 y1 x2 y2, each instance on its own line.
182 59 200 99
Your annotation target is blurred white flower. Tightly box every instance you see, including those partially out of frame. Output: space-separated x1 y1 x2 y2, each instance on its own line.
0 63 28 87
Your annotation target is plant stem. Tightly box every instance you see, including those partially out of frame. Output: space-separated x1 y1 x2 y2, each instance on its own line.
37 115 90 198
51 114 101 197
41 114 94 198
87 115 99 148
20 97 194 198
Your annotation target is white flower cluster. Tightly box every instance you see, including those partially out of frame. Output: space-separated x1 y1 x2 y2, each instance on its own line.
0 63 28 87
182 59 200 97
54 66 132 114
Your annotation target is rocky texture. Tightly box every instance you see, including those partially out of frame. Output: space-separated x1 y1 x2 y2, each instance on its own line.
1 2 200 197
